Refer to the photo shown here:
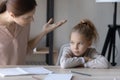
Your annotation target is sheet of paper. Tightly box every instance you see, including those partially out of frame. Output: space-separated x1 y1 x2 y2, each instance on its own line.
0 68 27 77
44 74 73 80
0 67 53 77
20 67 53 74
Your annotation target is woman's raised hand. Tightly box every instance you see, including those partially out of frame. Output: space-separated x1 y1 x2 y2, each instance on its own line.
42 18 67 34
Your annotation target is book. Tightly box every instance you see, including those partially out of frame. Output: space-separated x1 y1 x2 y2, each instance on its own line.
44 74 73 80
0 67 53 77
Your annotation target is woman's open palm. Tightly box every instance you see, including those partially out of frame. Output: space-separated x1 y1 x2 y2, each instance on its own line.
42 18 67 34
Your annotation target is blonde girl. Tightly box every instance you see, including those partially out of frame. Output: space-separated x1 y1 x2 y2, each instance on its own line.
60 19 109 69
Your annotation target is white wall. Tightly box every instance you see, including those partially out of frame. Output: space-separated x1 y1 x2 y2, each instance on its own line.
30 0 120 65
30 0 47 47
27 0 47 64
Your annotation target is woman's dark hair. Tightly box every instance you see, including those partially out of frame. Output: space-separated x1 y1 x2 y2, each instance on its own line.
0 0 37 16
0 0 7 13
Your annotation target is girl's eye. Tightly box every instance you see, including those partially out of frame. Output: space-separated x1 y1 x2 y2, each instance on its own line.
70 42 74 45
78 42 83 45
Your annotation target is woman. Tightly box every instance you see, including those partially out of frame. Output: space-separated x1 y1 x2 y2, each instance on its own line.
0 0 67 65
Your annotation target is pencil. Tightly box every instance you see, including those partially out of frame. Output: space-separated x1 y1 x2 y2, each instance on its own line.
70 70 92 76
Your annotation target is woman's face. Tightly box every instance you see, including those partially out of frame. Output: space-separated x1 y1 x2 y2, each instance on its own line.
12 9 35 27
70 32 91 56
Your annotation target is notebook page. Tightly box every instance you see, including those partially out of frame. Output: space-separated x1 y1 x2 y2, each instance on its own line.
0 67 53 77
44 74 73 80
0 68 27 77
19 67 53 74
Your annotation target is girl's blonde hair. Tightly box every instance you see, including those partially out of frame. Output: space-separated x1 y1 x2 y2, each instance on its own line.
71 19 99 43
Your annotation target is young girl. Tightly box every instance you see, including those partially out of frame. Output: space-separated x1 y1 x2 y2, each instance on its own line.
0 0 66 65
60 19 109 69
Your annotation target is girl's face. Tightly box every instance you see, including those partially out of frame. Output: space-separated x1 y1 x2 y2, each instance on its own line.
70 32 91 56
11 9 35 27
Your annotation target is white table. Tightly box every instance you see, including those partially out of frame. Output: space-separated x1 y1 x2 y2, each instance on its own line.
0 65 120 80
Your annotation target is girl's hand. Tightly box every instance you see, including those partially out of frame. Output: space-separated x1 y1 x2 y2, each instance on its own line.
84 57 92 62
42 18 67 34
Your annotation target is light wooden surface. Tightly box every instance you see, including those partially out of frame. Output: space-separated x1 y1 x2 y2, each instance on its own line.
0 65 120 80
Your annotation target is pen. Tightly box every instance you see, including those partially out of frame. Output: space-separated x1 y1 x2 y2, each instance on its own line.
70 70 92 76
32 76 40 80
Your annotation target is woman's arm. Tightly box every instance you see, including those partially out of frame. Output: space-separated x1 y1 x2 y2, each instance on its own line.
28 19 67 49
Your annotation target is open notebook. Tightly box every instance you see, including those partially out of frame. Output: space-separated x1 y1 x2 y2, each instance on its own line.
0 67 53 77
44 74 73 80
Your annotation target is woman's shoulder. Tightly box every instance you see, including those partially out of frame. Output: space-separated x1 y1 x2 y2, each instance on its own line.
0 22 16 28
